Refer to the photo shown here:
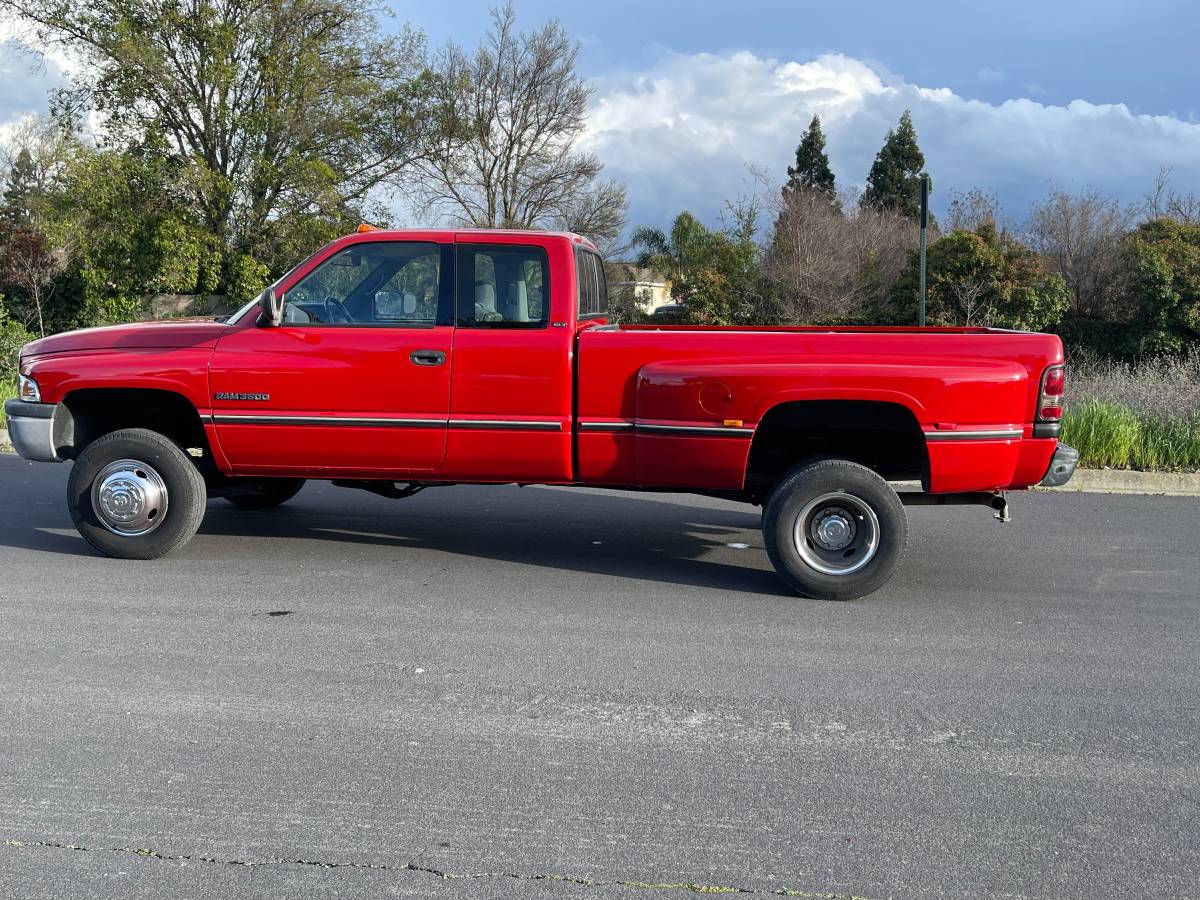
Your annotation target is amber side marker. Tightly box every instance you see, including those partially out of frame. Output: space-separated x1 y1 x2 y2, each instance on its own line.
723 419 744 427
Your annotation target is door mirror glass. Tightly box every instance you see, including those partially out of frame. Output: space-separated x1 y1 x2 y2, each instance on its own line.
258 288 284 327
374 290 416 319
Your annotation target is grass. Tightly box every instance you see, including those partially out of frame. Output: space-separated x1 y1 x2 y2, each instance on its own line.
1064 347 1200 471
0 381 15 429
1062 399 1200 470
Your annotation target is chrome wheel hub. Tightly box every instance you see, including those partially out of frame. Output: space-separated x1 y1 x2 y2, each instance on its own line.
793 491 880 576
92 459 168 537
812 508 856 551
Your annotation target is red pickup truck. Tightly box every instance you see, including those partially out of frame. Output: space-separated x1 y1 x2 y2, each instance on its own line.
7 228 1077 599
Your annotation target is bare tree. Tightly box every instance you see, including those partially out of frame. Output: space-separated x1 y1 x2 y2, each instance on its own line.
0 230 72 336
764 186 919 323
1026 189 1135 319
945 278 994 327
553 179 629 259
946 188 1008 235
1144 167 1200 225
411 3 626 249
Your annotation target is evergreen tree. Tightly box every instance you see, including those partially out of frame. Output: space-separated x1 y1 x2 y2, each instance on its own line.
1 148 39 227
859 110 929 220
784 115 836 197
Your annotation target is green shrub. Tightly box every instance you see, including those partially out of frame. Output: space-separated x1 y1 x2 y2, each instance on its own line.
226 254 271 305
0 314 34 383
1055 318 1136 361
0 310 34 428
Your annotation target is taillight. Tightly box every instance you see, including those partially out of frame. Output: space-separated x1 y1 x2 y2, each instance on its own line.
1038 365 1065 421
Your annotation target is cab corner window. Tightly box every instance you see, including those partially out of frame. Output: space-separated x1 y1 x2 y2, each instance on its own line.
282 241 445 326
456 244 549 328
576 249 608 319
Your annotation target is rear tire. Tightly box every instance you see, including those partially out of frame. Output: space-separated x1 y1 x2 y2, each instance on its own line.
67 428 207 559
763 458 907 600
224 478 305 510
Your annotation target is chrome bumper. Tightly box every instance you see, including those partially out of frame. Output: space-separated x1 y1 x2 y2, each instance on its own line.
4 399 62 462
1039 443 1078 487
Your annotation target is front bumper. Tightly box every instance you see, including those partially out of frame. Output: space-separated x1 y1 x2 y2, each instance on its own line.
4 399 62 462
1039 443 1078 487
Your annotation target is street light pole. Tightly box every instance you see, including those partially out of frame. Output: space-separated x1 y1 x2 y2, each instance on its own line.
918 174 929 327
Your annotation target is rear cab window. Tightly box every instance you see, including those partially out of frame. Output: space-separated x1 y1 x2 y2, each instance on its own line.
576 248 608 320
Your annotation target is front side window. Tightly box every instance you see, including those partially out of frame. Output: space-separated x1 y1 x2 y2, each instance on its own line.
283 241 445 326
456 244 549 328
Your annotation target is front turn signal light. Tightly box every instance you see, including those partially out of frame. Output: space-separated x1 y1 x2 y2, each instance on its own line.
18 374 40 403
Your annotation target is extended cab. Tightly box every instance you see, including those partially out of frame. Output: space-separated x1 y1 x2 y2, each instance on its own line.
6 228 1077 599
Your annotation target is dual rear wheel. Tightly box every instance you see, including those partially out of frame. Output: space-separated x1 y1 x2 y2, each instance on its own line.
762 458 908 601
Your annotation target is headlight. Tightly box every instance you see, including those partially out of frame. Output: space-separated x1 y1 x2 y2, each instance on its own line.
18 374 40 403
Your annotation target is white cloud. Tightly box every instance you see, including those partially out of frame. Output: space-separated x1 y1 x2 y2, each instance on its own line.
977 66 1005 83
582 51 1200 231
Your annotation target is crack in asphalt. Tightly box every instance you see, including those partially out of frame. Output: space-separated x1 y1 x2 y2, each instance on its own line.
2 838 874 897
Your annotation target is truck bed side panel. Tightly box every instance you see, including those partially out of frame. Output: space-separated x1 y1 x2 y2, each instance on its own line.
576 328 1063 492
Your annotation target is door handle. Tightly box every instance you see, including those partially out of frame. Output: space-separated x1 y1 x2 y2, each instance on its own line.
410 349 446 366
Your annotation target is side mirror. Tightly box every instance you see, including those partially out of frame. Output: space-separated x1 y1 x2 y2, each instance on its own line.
258 288 283 327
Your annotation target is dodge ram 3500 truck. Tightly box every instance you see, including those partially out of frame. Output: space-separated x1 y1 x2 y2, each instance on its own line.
6 228 1078 599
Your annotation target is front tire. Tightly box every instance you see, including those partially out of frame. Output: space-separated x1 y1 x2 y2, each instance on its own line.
763 458 907 600
67 428 207 559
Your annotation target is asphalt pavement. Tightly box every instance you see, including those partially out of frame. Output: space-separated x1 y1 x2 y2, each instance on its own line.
0 453 1197 899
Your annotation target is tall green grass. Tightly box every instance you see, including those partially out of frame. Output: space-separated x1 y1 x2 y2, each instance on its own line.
1064 347 1200 471
0 381 15 429
1062 399 1200 471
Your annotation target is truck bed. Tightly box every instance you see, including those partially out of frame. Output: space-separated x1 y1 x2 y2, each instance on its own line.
575 324 1064 494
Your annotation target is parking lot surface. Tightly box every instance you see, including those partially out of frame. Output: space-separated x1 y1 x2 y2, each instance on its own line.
1 453 1197 899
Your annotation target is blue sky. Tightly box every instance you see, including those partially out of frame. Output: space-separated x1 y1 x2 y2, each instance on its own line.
417 0 1198 120
3 1 1199 231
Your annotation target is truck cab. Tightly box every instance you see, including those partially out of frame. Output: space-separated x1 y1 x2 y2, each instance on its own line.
207 228 592 484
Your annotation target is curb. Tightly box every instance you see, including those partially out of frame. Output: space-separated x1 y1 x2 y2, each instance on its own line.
0 426 1196 496
1037 467 1200 497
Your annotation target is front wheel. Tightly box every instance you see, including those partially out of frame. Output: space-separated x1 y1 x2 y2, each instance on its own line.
67 428 207 559
763 458 908 601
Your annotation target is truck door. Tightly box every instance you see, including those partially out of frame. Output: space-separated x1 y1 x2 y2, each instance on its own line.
208 239 455 476
437 235 575 482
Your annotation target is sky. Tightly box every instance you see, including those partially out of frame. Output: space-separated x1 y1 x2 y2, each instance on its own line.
3 0 1199 232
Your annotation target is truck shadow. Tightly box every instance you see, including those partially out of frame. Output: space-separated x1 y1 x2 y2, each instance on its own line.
197 485 792 597
0 457 790 596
